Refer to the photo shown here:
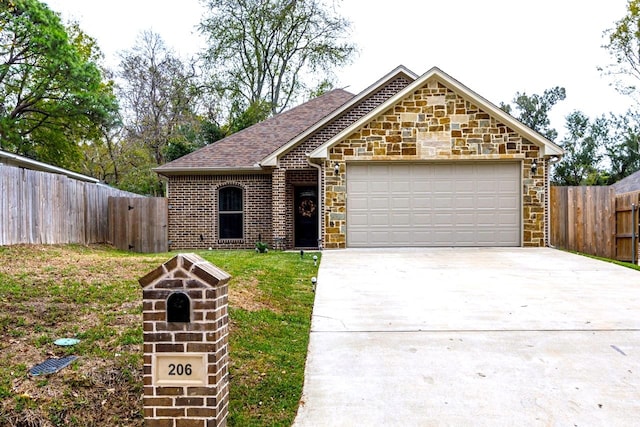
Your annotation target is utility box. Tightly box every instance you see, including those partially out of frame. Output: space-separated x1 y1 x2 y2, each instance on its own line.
139 253 230 427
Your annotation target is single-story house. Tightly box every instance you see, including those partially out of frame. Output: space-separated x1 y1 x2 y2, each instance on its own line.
156 66 563 250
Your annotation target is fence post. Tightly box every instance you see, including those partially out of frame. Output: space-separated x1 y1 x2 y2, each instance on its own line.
637 202 640 265
634 204 638 265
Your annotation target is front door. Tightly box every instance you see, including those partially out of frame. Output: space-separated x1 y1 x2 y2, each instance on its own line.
294 186 319 248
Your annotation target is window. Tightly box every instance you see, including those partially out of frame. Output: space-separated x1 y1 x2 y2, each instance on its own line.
219 186 243 239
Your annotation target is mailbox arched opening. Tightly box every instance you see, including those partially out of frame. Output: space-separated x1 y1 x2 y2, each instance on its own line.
167 292 191 323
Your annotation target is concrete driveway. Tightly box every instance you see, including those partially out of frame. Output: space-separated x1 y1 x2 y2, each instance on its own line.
293 248 640 426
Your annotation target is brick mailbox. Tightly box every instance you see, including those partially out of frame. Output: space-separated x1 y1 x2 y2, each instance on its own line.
139 253 230 427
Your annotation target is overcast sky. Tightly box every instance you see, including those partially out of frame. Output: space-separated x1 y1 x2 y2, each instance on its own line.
45 0 634 137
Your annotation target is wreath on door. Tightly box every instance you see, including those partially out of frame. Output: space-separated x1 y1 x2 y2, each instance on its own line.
298 198 316 218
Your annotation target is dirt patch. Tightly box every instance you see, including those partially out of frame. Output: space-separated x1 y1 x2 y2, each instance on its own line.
0 244 159 286
229 277 280 313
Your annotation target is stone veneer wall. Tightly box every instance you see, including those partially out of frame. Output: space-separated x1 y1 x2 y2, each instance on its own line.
271 76 413 248
167 174 272 250
324 79 547 248
543 157 550 246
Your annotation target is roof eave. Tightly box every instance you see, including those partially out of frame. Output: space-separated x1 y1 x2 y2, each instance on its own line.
154 165 268 176
309 67 565 160
260 65 419 167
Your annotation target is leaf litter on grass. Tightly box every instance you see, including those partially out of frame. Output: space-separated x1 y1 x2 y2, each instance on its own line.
0 245 156 426
0 245 318 426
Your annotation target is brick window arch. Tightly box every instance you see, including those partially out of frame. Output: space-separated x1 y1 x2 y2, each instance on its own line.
218 186 243 239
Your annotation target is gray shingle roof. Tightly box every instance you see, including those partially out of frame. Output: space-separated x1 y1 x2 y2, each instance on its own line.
156 89 354 173
612 170 640 194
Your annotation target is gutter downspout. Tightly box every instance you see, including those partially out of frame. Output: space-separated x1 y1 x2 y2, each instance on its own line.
307 157 323 250
547 155 562 248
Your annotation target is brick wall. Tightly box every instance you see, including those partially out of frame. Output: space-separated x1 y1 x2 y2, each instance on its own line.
271 168 287 247
324 79 548 248
167 174 272 250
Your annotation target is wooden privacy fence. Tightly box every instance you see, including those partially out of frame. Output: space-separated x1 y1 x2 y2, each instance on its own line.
550 186 616 259
108 197 168 253
0 165 142 245
550 186 640 262
616 191 640 262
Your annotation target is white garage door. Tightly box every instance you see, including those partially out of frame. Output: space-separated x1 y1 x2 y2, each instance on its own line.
347 162 521 247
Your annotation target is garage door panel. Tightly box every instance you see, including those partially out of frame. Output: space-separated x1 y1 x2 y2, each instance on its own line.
432 231 454 244
368 197 390 209
390 163 411 174
412 213 432 224
391 197 410 209
499 197 519 209
433 197 455 208
348 230 369 246
454 212 475 223
497 229 520 242
369 180 390 192
349 196 369 210
499 180 520 191
369 213 390 226
454 231 476 245
432 164 454 174
498 212 519 225
347 162 521 247
369 231 391 245
454 196 475 209
476 197 498 208
349 213 369 227
476 231 498 245
477 212 499 225
431 212 453 225
349 181 369 192
390 230 411 244
431 181 452 192
455 180 475 192
390 181 411 192
392 213 411 224
413 196 433 208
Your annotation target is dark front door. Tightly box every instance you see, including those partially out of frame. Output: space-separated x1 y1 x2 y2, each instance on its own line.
294 186 319 248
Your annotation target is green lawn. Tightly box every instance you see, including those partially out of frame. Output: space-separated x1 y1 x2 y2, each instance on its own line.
0 245 318 426
567 249 640 271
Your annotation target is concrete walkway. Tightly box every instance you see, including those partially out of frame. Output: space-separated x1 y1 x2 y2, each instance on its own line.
293 248 640 426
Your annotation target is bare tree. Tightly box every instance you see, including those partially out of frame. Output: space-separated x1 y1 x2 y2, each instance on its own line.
117 31 202 166
199 0 356 115
108 30 209 195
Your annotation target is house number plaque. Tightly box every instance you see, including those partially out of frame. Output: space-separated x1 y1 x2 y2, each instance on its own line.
153 353 207 386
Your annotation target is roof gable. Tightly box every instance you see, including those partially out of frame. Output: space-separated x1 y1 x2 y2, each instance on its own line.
260 65 418 166
309 67 564 159
155 89 354 175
